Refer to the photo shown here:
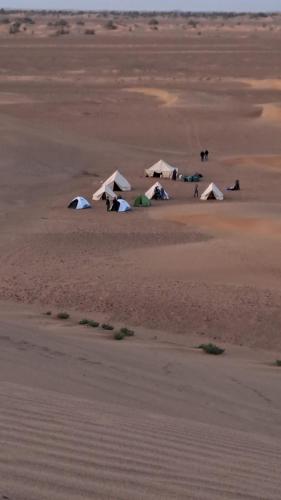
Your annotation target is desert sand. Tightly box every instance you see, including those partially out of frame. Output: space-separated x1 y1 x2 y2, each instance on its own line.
0 11 281 499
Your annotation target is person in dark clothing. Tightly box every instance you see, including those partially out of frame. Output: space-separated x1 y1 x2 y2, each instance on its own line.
194 184 199 198
204 150 209 161
105 196 110 211
111 197 119 212
200 151 205 162
234 179 240 190
154 186 161 199
160 187 165 199
172 168 177 181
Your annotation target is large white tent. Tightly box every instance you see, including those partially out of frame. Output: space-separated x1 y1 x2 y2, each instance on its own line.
200 183 224 201
145 159 178 179
103 170 131 191
92 183 116 201
68 196 92 209
145 181 170 200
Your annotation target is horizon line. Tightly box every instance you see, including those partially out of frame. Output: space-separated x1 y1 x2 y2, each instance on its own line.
1 8 281 13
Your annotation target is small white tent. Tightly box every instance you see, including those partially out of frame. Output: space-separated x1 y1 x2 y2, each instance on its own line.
145 182 170 200
200 183 224 201
68 196 91 209
145 159 178 179
92 183 116 201
117 199 131 212
103 170 131 191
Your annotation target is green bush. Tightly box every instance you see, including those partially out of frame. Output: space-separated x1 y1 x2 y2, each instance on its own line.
120 327 135 337
102 323 114 330
88 320 99 328
79 318 89 325
57 312 69 320
114 331 125 341
198 343 225 355
275 360 281 367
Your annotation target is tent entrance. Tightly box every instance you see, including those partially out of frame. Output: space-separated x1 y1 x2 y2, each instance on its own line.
207 191 216 200
113 181 121 191
68 199 78 209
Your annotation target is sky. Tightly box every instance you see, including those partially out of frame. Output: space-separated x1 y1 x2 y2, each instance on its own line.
2 0 281 11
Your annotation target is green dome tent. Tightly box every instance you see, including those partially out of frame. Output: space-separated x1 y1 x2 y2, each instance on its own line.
134 195 151 207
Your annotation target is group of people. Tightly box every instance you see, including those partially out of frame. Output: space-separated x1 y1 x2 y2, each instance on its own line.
106 196 119 212
200 150 209 162
153 186 166 200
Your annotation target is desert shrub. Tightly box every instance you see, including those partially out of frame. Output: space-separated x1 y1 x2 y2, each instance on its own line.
101 323 114 330
0 17 10 24
85 29 95 35
188 20 198 28
87 320 99 328
120 327 135 337
76 19 85 25
79 318 89 325
275 360 281 367
114 331 125 340
45 311 52 316
57 312 70 320
148 18 159 26
198 343 225 355
54 18 68 26
22 16 35 24
55 28 69 36
9 21 21 34
105 20 117 30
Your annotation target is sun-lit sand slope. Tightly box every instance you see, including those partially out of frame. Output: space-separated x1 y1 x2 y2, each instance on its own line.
1 308 281 500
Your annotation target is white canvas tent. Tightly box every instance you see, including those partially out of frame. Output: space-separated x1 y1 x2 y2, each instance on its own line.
117 199 131 212
200 183 224 201
92 183 116 201
103 170 131 192
145 182 170 200
68 196 91 209
145 159 178 179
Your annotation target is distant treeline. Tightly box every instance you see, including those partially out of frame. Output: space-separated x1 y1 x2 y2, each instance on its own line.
0 9 279 18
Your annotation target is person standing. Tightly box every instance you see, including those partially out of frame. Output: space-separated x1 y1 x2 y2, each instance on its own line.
105 196 110 211
200 151 205 162
172 168 177 181
205 150 209 161
194 184 199 198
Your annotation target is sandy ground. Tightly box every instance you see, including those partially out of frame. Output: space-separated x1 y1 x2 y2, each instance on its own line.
1 303 281 500
0 18 281 499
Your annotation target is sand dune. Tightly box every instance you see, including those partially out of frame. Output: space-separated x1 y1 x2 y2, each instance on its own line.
124 87 178 107
261 103 281 123
1 310 281 500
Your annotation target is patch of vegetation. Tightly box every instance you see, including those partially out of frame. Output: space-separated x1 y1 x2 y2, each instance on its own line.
55 28 69 36
79 318 89 325
101 323 114 331
0 17 10 24
114 331 125 340
105 20 117 30
57 312 70 320
148 18 159 26
275 360 281 367
120 327 135 337
9 21 21 34
198 343 225 355
85 28 95 35
76 19 85 25
45 311 52 316
88 320 99 328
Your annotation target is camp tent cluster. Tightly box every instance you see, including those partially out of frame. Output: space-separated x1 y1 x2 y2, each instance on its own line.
68 160 227 210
